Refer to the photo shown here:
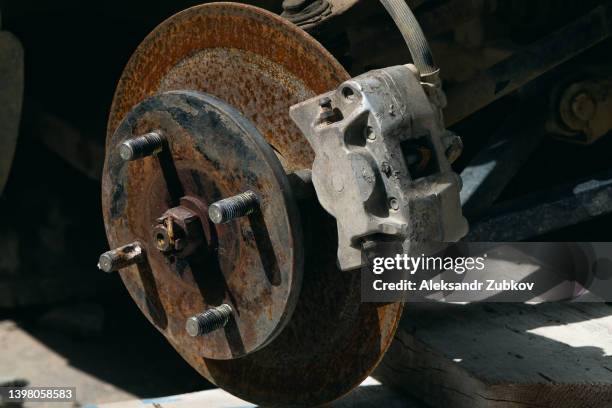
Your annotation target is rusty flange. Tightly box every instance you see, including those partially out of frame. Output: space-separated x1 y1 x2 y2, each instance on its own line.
104 90 303 359
102 3 403 406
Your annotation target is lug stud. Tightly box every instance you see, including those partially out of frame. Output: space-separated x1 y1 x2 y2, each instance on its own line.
208 191 259 224
119 132 164 161
185 304 233 337
98 242 144 273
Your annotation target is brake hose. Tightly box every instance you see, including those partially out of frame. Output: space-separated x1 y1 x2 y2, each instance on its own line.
379 0 438 77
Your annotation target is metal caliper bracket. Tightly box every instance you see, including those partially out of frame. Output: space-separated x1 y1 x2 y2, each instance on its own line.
290 64 468 270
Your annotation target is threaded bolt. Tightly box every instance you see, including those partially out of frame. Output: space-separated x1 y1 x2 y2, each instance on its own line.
98 242 144 273
119 132 164 161
208 190 259 224
185 304 233 337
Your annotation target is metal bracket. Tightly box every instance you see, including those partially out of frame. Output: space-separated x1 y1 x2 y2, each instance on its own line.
290 64 467 270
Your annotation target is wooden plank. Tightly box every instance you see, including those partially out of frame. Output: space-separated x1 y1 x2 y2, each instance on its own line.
374 302 612 408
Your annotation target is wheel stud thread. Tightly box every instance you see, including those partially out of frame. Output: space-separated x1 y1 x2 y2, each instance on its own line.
119 132 164 161
98 242 144 273
208 191 259 224
186 304 233 337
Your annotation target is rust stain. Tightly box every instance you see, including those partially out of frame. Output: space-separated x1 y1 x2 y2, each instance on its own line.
102 3 403 406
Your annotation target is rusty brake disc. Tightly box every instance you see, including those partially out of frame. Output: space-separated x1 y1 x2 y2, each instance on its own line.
102 3 403 406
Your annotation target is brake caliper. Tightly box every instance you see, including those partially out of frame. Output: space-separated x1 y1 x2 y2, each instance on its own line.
290 64 468 270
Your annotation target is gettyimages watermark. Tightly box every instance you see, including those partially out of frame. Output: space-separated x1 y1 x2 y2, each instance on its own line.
361 242 612 302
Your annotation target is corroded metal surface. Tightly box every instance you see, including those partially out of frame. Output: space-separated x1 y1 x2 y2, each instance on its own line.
103 3 402 406
104 90 303 359
107 2 349 172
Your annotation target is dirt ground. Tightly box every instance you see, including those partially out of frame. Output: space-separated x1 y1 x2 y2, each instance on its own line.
0 287 210 408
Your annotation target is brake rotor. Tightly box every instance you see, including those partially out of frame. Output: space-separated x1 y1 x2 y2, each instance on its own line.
102 3 403 406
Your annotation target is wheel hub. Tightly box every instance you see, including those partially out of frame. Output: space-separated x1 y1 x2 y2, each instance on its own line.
104 90 303 359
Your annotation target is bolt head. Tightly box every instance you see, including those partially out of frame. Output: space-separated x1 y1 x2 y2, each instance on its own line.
119 142 134 161
185 316 201 337
389 197 400 211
